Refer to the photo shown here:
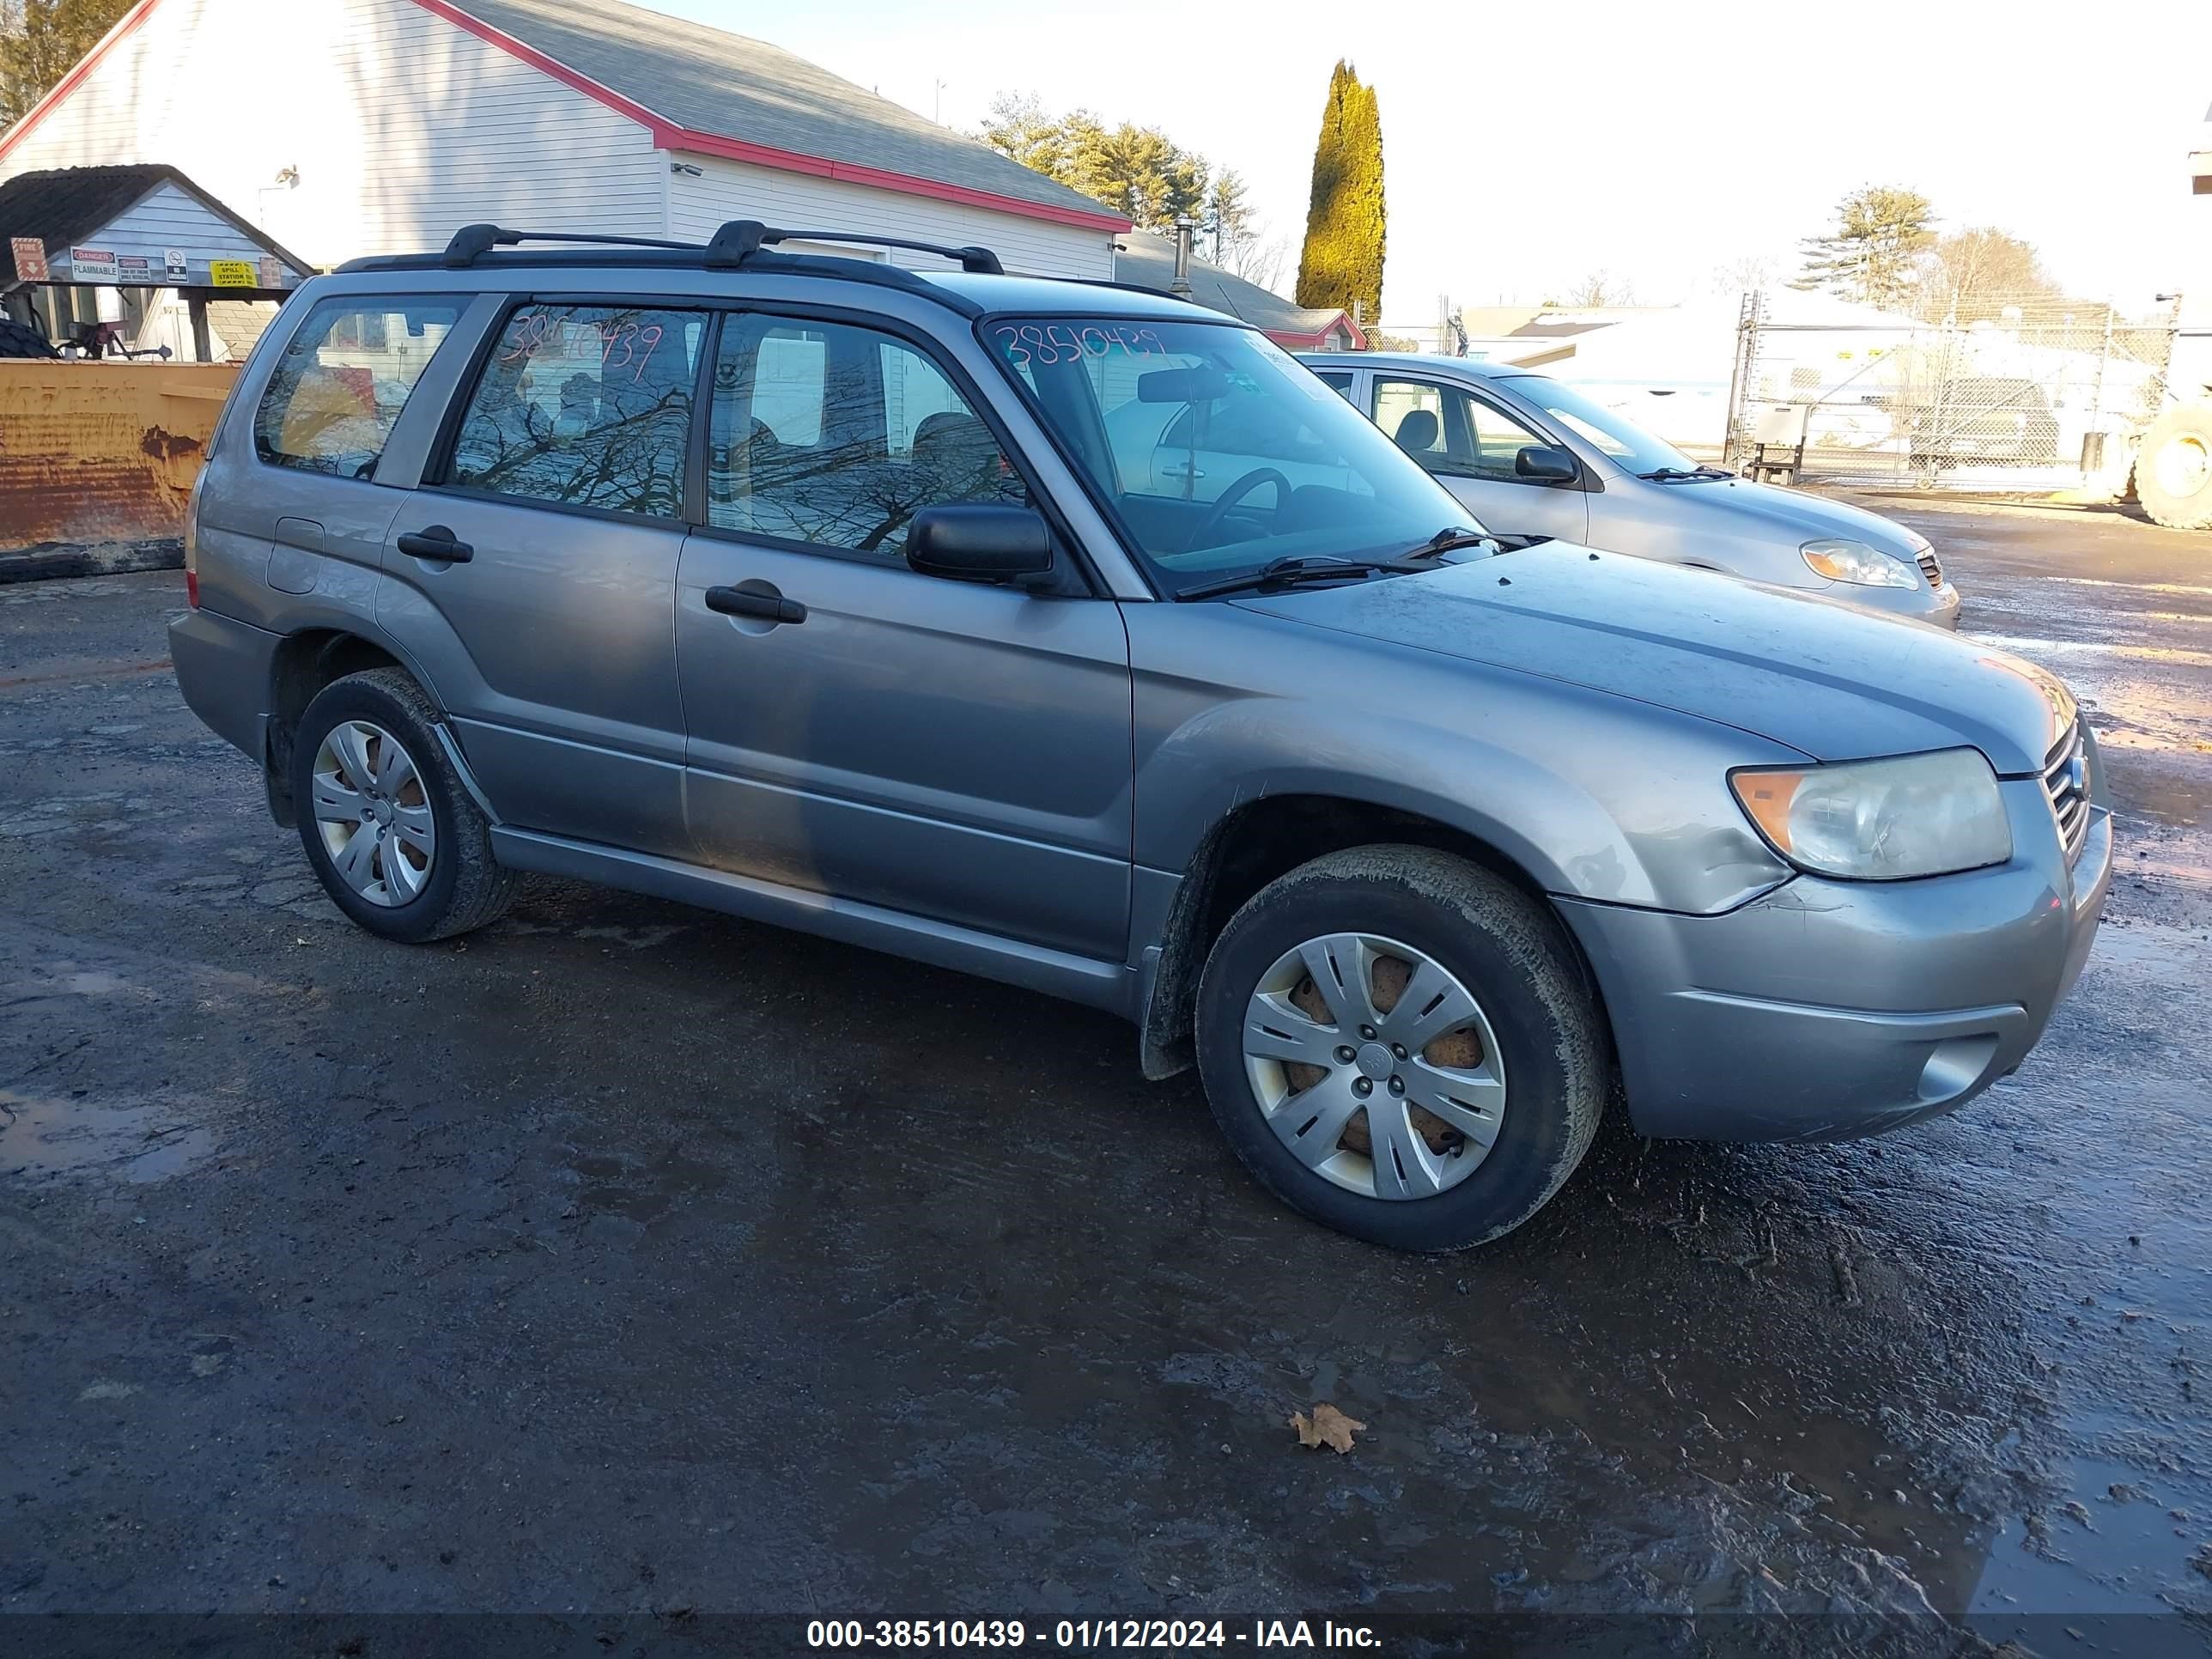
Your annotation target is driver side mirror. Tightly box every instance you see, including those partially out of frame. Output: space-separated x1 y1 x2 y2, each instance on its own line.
1515 443 1578 483
907 505 1055 587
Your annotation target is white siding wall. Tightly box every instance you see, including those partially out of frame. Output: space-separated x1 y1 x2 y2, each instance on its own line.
665 153 1115 280
2 0 1115 276
0 0 664 266
97 179 298 270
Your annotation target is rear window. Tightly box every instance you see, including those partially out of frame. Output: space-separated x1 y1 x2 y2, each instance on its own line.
253 295 464 479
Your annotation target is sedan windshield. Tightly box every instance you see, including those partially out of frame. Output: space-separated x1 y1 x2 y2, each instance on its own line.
982 317 1478 593
1498 376 1698 477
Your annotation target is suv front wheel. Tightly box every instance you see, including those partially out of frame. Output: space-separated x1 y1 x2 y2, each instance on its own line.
1194 846 1607 1251
290 668 514 944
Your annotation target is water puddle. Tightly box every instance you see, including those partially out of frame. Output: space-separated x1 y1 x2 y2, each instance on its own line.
0 1091 216 1182
1969 1455 2205 1618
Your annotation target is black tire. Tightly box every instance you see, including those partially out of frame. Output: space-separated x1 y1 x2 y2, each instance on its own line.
1193 846 1608 1253
2135 406 2212 531
289 667 514 944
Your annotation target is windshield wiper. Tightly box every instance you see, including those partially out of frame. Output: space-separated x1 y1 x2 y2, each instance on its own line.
1400 526 1497 560
1638 465 1734 483
1173 556 1424 602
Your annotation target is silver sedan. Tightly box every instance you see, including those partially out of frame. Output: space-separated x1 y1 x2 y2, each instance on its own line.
1298 350 1960 627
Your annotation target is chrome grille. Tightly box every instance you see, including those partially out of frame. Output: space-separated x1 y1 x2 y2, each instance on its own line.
1917 550 1943 588
2042 721 2090 862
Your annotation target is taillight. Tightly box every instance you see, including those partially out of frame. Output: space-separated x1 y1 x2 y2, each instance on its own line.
183 468 203 607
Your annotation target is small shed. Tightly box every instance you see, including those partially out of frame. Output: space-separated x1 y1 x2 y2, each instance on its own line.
0 164 313 359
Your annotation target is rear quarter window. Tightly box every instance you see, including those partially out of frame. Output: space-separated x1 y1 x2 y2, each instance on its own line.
253 295 465 479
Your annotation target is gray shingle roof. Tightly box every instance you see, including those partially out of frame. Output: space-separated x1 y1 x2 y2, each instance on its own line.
1112 232 1356 341
450 0 1124 225
0 164 316 281
0 164 171 251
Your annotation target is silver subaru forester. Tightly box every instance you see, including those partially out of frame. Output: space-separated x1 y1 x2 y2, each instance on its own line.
167 222 2112 1251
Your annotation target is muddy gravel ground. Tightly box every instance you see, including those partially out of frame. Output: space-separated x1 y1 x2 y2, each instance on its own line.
3 501 2209 1656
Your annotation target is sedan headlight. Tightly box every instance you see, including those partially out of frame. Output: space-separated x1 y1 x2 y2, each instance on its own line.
1729 749 2011 880
1802 538 1918 588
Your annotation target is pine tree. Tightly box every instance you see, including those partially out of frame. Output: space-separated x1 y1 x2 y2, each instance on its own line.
1791 185 1935 312
1294 62 1386 325
978 92 1212 234
0 0 136 125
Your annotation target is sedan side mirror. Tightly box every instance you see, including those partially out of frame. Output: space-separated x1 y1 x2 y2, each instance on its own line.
1515 443 1578 483
907 504 1055 586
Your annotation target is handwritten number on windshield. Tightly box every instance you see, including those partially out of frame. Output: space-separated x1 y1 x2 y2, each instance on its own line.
994 324 1170 367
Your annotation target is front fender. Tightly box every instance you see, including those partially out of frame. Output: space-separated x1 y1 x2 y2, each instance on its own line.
1126 601 1799 916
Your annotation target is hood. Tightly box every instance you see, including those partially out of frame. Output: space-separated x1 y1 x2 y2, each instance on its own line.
1232 546 2071 774
1634 475 1928 558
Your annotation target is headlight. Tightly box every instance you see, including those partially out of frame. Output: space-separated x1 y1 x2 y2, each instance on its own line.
1729 749 2011 880
1802 538 1917 588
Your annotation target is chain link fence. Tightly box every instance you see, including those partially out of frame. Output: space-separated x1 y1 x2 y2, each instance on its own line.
1722 293 2179 492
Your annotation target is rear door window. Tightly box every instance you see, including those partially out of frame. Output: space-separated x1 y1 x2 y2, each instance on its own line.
447 303 708 518
253 295 464 479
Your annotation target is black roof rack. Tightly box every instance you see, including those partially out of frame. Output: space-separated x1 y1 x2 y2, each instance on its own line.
332 221 1010 315
425 220 1000 276
702 220 1002 275
439 223 700 266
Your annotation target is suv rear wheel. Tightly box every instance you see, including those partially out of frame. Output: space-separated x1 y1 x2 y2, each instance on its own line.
1194 846 1607 1251
290 668 514 943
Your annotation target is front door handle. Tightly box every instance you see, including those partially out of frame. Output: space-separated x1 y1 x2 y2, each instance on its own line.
705 581 806 625
397 526 473 563
1163 463 1207 479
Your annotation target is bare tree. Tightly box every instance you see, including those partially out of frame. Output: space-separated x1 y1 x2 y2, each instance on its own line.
1222 234 1290 291
1912 227 2060 323
1702 252 1781 297
1557 270 1637 308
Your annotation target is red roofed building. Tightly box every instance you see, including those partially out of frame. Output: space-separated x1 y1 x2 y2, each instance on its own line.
0 0 1128 276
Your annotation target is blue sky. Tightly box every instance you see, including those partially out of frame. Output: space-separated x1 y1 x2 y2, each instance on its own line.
645 0 2212 323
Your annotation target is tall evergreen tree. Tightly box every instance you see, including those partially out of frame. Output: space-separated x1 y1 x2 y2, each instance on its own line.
0 0 134 125
1294 62 1385 324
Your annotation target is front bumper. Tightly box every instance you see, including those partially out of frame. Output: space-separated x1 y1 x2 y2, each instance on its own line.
1556 781 2112 1140
1824 576 1961 629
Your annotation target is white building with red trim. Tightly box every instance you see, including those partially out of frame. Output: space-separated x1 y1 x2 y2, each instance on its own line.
0 0 1129 278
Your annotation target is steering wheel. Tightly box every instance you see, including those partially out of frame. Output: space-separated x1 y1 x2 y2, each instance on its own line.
1188 467 1291 550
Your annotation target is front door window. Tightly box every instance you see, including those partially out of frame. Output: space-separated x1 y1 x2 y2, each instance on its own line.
1373 378 1556 483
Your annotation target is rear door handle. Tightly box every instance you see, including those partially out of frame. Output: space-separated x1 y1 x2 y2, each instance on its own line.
705 581 806 625
397 526 472 563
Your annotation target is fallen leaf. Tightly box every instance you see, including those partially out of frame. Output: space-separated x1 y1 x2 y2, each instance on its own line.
1289 1402 1366 1454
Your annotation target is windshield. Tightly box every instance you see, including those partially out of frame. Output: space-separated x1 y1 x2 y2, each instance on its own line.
1498 376 1697 477
982 317 1478 592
